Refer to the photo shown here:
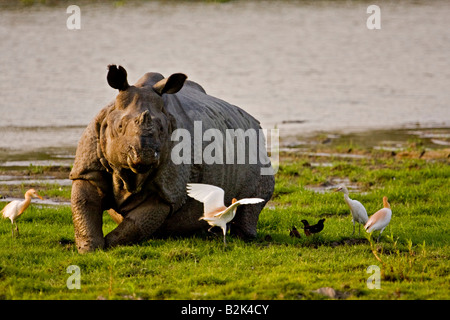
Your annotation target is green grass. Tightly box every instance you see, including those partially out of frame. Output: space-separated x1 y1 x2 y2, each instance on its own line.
0 147 449 299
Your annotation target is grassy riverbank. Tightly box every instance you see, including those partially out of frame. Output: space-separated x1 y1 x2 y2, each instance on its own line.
0 128 449 300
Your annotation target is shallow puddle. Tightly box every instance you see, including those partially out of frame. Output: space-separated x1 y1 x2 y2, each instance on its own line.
0 178 71 186
430 139 450 146
0 159 73 168
304 178 362 194
280 149 368 160
282 127 450 155
0 197 70 206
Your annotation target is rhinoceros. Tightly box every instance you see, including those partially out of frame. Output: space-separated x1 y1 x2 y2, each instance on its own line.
70 65 275 253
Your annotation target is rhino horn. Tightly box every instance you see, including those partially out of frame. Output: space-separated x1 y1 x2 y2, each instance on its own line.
136 110 150 125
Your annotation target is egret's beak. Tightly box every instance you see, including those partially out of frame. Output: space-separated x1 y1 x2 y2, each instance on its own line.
36 194 43 200
334 188 341 192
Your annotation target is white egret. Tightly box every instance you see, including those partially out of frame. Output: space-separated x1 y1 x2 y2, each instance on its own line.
186 183 264 246
335 185 369 235
1 189 43 237
365 196 392 242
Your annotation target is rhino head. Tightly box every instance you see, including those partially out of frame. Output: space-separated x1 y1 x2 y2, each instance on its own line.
99 65 187 192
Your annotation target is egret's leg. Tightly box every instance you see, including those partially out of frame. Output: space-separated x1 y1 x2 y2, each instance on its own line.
222 226 227 247
358 223 361 236
15 223 19 237
11 223 14 238
352 220 355 236
377 228 385 242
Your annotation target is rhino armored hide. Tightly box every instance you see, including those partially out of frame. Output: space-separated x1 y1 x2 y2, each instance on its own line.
70 65 275 253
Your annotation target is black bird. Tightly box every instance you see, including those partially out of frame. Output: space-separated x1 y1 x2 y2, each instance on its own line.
301 219 311 236
302 218 326 236
289 226 301 238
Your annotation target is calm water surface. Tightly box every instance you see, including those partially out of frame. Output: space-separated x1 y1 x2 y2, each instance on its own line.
0 0 449 157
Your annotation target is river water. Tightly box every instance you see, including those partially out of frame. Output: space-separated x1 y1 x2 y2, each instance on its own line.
0 0 449 159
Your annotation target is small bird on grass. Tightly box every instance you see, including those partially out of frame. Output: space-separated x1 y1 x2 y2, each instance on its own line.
301 219 311 236
364 196 392 242
186 183 264 246
335 185 368 236
301 218 326 236
289 226 301 238
1 189 43 237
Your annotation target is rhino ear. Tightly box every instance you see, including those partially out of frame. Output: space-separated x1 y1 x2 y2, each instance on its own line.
107 65 129 91
153 73 187 95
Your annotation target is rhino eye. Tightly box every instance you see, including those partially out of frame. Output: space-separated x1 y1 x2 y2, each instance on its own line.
116 119 125 134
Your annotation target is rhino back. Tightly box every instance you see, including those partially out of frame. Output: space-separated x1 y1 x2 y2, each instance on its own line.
157 82 271 208
166 81 260 133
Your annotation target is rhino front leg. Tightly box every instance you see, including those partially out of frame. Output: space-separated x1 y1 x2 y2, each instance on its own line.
104 196 170 248
71 179 105 253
